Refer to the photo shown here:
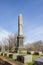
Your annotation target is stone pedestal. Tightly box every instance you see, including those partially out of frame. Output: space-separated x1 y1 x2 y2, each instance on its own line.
34 57 43 65
15 35 24 53
7 53 13 57
17 55 32 63
0 52 3 55
17 36 24 50
13 53 19 59
18 49 27 54
3 52 7 56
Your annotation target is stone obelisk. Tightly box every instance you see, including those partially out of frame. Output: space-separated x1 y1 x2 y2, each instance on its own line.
17 14 24 51
18 14 23 36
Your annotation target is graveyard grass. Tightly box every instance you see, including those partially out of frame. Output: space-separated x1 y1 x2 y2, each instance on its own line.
0 54 43 65
25 55 43 65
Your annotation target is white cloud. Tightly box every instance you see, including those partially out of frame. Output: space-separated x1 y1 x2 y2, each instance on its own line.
0 27 11 41
25 26 43 44
28 26 43 36
0 26 43 44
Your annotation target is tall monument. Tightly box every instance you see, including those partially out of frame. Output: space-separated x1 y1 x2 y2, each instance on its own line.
17 14 24 51
18 14 23 36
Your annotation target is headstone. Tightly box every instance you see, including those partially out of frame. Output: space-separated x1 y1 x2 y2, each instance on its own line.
3 52 7 56
34 57 43 65
0 52 3 55
13 53 26 59
17 55 32 63
27 51 34 54
34 51 42 55
39 51 42 55
7 53 13 58
13 53 19 59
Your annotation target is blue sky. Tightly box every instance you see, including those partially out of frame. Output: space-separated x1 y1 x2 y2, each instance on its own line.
0 0 43 43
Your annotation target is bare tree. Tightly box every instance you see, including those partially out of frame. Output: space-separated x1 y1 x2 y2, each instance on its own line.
2 33 17 53
8 34 17 52
0 41 2 52
26 40 43 52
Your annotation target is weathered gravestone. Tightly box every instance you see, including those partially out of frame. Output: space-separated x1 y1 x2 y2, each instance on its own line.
13 53 19 59
17 55 32 63
0 52 3 55
9 53 13 58
34 57 43 65
3 52 7 56
13 53 25 60
0 52 3 56
7 53 13 58
27 51 34 54
34 51 42 55
27 51 42 55
8 53 20 59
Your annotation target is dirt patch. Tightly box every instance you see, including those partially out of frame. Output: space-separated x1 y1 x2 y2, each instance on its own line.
0 58 12 65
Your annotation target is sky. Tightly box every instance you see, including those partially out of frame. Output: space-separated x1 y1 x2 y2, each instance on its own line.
0 0 43 43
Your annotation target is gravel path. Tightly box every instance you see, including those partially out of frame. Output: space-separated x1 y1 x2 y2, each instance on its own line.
0 56 23 65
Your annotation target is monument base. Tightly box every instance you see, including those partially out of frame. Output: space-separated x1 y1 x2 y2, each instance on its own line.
17 47 27 54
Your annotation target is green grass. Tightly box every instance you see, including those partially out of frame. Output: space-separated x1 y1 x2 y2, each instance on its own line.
0 54 43 65
32 55 43 61
24 61 34 65
24 55 43 65
28 62 34 65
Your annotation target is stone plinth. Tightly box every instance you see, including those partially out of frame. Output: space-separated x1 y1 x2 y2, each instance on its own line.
18 49 27 54
34 51 42 55
0 52 3 55
27 51 34 54
38 52 42 55
17 36 24 50
17 55 32 63
1 52 3 56
13 53 26 59
13 53 19 59
9 53 13 58
34 57 43 65
3 52 7 56
7 53 13 57
18 50 27 54
27 51 42 55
